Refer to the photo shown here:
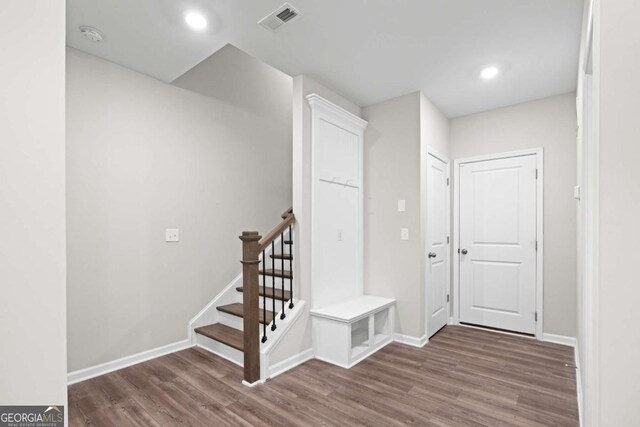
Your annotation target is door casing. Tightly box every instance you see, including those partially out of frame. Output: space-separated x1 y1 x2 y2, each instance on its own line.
452 148 544 340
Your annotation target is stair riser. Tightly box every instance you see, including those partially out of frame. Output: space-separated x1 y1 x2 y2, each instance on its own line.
196 334 243 367
229 297 290 314
218 310 289 334
232 289 292 306
217 311 245 331
217 309 284 330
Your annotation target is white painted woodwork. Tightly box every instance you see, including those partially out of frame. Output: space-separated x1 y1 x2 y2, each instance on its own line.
307 93 368 310
459 154 538 334
311 296 395 368
307 94 396 368
426 153 449 337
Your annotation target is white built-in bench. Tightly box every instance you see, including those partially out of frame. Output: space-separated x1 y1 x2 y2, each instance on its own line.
311 296 395 368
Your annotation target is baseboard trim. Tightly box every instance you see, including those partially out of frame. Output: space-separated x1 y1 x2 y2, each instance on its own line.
543 332 582 426
267 348 314 379
394 333 428 348
574 343 583 426
542 333 577 347
67 339 193 385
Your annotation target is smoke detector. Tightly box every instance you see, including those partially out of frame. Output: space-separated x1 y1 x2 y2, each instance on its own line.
258 3 301 32
79 26 104 43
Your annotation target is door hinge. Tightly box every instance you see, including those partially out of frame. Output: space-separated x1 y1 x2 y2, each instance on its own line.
535 169 538 179
535 312 538 322
535 240 538 251
447 294 450 303
457 248 460 254
447 236 450 244
447 178 450 186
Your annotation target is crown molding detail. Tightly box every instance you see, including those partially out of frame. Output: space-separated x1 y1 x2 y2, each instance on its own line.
306 93 368 130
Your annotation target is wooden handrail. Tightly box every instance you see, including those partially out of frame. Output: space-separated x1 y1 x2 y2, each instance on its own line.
280 206 293 219
259 212 295 252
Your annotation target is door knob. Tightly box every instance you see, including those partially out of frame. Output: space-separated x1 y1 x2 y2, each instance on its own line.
461 249 468 255
428 252 437 258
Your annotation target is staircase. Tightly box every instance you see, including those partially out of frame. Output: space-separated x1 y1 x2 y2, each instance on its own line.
193 207 296 384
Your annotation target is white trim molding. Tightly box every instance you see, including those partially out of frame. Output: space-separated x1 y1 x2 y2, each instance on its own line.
542 333 578 348
394 333 428 348
267 348 314 379
259 300 307 380
452 148 544 340
67 339 193 385
542 333 582 426
306 93 368 131
575 342 584 427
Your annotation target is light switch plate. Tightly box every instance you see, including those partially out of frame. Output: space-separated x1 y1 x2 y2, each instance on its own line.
401 228 409 241
166 229 179 242
398 199 406 212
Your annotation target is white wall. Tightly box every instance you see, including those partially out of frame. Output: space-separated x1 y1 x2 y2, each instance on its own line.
363 93 422 337
362 92 449 339
421 94 451 158
0 1 67 406
450 93 577 337
592 0 640 423
269 75 362 365
66 48 292 372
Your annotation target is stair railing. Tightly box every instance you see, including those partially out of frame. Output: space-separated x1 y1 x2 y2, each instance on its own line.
240 207 295 384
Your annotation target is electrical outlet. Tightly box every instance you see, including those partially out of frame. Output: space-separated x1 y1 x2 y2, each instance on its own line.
398 199 406 212
165 229 179 242
337 229 343 241
401 228 409 241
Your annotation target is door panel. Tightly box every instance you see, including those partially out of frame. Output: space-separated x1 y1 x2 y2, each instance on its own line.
459 155 537 334
427 154 449 338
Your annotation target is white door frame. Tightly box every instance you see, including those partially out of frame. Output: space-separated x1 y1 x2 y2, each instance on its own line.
424 146 451 337
452 147 544 340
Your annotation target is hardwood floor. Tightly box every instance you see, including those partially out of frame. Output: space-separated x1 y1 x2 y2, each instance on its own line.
68 326 579 426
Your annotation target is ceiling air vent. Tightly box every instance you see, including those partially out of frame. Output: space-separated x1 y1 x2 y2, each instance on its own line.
258 3 301 32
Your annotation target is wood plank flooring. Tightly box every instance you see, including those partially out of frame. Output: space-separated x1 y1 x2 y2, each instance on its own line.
68 325 579 426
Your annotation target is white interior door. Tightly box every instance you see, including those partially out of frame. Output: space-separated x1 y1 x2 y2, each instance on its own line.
459 154 537 334
427 153 449 338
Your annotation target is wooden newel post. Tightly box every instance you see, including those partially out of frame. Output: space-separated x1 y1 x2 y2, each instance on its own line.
240 231 261 384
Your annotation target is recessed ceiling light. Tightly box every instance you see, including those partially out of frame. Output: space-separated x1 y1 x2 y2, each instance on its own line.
480 66 500 80
184 11 208 31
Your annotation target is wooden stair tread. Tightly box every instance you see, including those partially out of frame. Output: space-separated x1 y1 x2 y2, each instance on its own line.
236 286 291 301
217 303 274 325
259 269 292 279
270 253 292 260
194 323 244 351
